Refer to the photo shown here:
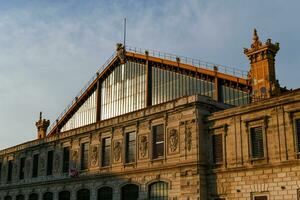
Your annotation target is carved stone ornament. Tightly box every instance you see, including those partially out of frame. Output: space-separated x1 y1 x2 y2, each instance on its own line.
40 154 46 173
139 135 148 157
25 159 31 177
54 153 60 173
90 146 99 167
114 141 122 162
185 127 192 151
169 129 179 152
72 150 79 169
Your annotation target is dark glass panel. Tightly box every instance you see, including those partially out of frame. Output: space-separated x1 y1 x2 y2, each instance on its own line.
149 181 168 200
98 187 113 200
63 147 70 173
121 184 139 200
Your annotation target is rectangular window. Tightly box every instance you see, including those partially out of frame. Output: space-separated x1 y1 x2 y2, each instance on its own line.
7 160 13 182
102 138 111 167
296 119 300 153
47 151 53 175
62 147 70 173
212 134 223 164
0 162 2 181
125 132 136 163
152 124 164 159
253 196 268 200
81 143 89 170
32 154 39 178
19 157 25 180
250 126 264 159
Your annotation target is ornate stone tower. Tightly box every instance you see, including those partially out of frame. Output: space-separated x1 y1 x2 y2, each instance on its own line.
244 29 280 101
35 112 50 139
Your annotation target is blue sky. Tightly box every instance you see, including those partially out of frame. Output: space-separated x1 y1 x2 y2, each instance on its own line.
0 0 300 149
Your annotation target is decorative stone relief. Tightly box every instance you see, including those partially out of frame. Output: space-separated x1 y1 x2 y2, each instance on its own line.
39 154 46 174
185 127 192 151
114 141 122 162
169 129 179 152
25 159 31 177
54 153 60 173
139 135 148 158
90 145 99 167
72 150 79 169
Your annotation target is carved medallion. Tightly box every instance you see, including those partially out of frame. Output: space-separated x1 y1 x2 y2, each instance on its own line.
90 146 99 167
169 129 178 152
139 135 148 158
114 141 121 162
185 127 192 151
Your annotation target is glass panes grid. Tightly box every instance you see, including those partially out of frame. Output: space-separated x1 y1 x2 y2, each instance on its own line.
101 62 146 120
152 67 214 105
81 143 89 170
220 85 250 106
250 126 264 159
149 181 168 200
61 91 97 132
98 187 113 200
62 147 70 173
102 138 111 167
153 124 164 159
32 154 39 178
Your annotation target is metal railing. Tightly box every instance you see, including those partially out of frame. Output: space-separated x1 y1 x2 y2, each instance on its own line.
48 45 248 134
126 46 248 79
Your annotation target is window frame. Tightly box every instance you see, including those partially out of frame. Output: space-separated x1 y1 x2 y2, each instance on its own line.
251 192 269 200
125 131 136 164
47 150 54 176
62 147 70 173
151 124 165 160
101 137 111 167
32 154 39 178
19 157 25 180
80 142 89 170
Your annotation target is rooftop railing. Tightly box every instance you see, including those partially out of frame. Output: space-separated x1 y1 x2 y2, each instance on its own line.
126 46 248 79
47 45 248 134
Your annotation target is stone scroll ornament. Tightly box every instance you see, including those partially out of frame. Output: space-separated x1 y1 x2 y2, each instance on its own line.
54 153 60 173
169 129 179 152
185 127 192 151
139 136 148 157
90 146 99 167
114 141 121 162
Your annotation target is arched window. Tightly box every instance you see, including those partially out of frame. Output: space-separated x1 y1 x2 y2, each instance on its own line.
43 192 53 200
4 196 12 200
77 189 90 200
149 181 168 200
98 186 113 200
59 191 70 200
29 193 38 200
121 184 139 200
16 195 25 200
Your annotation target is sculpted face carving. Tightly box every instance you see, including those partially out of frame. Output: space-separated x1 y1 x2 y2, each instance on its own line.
185 127 192 151
139 135 148 158
90 146 99 167
169 129 178 152
114 141 121 162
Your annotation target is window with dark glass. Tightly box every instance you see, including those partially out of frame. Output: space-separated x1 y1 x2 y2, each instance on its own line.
29 193 38 200
4 196 12 200
121 184 139 200
212 134 223 164
7 160 13 182
149 181 168 200
43 192 53 200
32 154 39 177
98 187 113 200
63 147 70 173
0 161 2 181
19 157 25 180
59 191 70 200
152 124 164 159
102 138 111 167
253 196 268 200
77 189 90 200
47 151 53 175
250 126 264 159
296 119 300 153
126 132 136 163
81 143 89 170
16 194 25 200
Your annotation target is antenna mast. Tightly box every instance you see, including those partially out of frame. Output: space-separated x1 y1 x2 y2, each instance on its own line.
123 17 126 48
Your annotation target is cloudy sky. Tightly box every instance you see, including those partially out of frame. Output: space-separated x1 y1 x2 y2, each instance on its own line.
0 0 299 149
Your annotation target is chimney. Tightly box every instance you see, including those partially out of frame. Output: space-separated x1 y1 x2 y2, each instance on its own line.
35 112 50 139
